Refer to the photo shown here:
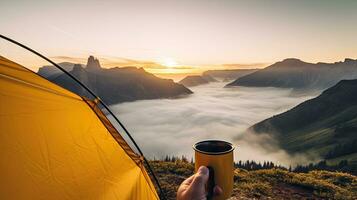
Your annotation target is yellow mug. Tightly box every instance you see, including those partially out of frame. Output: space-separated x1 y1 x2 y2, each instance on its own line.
193 140 234 200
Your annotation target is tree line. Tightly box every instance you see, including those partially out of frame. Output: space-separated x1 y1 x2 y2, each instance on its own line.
234 160 286 170
325 139 357 159
294 160 357 175
156 155 357 175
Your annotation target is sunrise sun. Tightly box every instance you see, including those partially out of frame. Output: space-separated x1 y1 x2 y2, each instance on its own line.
158 57 178 68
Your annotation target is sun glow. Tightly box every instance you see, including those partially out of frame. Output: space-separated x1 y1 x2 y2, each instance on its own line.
158 57 178 68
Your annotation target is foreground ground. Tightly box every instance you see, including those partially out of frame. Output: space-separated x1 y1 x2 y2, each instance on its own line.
150 160 357 200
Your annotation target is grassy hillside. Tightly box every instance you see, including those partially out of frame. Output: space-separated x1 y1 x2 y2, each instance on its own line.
151 160 357 200
250 80 357 162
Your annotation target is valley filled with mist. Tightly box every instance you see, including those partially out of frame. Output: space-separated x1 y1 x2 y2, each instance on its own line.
111 82 315 166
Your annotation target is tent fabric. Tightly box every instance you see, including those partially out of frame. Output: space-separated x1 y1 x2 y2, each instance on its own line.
85 99 142 165
0 56 159 200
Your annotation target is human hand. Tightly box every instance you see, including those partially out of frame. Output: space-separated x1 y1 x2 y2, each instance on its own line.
177 166 223 200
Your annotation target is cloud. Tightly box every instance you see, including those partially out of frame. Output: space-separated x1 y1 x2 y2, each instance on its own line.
100 57 160 67
50 55 195 70
222 63 269 69
50 56 87 63
51 55 157 66
49 56 269 74
235 130 318 166
111 82 316 166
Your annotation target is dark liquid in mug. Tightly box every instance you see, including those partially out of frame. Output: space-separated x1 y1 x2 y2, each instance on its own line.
194 140 234 154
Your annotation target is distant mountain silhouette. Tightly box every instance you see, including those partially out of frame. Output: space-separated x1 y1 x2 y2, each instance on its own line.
203 69 258 81
38 62 79 78
250 79 357 161
179 74 217 87
227 58 357 90
86 55 101 71
202 74 217 82
39 56 192 104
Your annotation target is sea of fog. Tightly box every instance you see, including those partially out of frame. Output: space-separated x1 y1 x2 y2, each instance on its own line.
111 82 316 166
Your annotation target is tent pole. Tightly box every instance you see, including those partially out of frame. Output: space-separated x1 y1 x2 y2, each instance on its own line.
99 101 166 199
0 34 166 200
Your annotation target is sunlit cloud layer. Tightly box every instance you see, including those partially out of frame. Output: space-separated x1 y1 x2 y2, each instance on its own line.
222 63 268 69
111 82 316 166
49 55 266 78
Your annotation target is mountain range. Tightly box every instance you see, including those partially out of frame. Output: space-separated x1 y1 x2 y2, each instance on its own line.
227 58 357 91
202 69 258 81
249 79 357 164
38 62 78 77
179 68 259 87
38 56 192 104
178 74 217 87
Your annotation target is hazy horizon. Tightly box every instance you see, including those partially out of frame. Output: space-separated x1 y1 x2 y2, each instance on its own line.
2 52 353 82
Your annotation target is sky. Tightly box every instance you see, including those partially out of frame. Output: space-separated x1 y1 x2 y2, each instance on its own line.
1 0 357 75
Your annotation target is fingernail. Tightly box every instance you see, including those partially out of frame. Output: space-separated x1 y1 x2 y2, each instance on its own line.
214 185 223 195
198 166 208 175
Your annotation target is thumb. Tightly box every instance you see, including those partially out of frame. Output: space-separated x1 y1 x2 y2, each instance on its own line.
190 166 209 189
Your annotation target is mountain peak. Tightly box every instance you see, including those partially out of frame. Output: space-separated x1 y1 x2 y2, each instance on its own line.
267 58 307 69
86 56 101 71
72 64 84 72
344 58 357 63
179 75 217 87
281 58 304 64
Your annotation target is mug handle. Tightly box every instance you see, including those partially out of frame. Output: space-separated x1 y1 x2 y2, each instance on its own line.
206 166 215 200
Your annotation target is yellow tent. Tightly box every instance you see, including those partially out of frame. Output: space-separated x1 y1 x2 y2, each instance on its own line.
0 55 159 199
